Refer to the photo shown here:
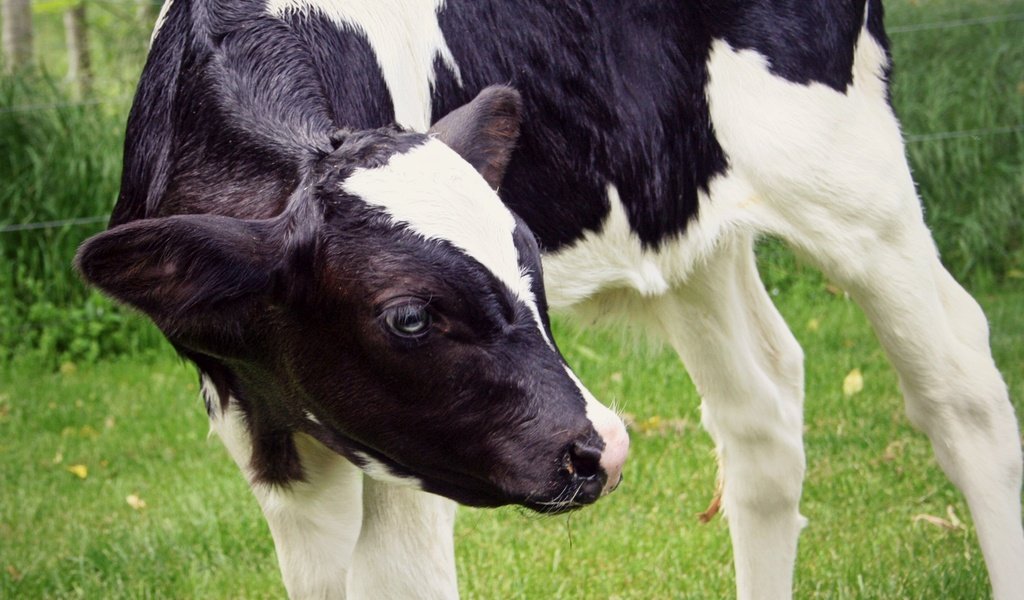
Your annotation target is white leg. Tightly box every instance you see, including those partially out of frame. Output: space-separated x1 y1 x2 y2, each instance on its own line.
793 214 1024 600
209 401 364 600
655 235 807 600
707 32 1024 597
348 479 459 600
739 64 1024 597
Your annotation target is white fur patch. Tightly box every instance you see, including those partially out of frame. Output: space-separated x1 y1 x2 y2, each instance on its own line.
562 365 629 493
349 481 458 599
343 138 550 342
542 179 760 311
265 0 461 132
543 28 899 315
149 0 175 46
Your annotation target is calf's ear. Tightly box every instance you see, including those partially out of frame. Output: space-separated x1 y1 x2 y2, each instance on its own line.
75 214 278 334
429 85 523 189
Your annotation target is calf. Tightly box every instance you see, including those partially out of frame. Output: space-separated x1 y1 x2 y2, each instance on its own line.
77 0 1023 598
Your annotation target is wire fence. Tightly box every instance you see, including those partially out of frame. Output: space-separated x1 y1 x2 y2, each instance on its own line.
6 119 1024 236
2 8 1022 236
2 128 1022 236
887 12 1024 33
0 95 133 114
0 216 108 233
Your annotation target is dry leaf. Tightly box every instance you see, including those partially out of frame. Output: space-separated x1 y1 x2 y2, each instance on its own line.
806 317 821 332
5 564 22 582
843 368 864 397
946 505 963 529
882 440 906 462
913 513 961 531
698 478 724 524
126 494 147 510
67 464 88 479
630 415 690 437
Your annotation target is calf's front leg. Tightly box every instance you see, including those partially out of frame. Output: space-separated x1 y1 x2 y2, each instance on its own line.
348 479 459 599
210 401 364 599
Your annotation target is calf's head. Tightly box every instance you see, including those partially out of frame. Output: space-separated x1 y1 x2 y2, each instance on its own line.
76 86 628 512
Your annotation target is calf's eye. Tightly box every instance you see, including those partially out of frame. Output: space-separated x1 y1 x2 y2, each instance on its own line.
382 303 433 338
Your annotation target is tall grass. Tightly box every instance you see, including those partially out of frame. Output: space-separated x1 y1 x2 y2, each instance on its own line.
0 9 150 366
0 79 155 365
888 0 1024 282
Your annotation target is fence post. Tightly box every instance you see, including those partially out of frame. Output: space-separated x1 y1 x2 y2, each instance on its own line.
63 2 93 99
1 0 34 73
136 0 157 29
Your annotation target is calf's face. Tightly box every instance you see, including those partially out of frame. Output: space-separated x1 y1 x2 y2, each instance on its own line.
76 86 628 512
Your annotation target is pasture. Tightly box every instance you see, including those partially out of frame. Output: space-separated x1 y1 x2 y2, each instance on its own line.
2 0 1022 597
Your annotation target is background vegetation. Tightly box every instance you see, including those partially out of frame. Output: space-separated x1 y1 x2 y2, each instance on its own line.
1 0 1022 598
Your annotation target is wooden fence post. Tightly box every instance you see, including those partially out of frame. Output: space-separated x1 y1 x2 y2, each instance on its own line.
63 2 93 98
136 0 156 28
2 0 35 73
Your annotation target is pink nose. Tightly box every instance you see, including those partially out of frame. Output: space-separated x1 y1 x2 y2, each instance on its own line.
562 364 630 494
598 417 630 494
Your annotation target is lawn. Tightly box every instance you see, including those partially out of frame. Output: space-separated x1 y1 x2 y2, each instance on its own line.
1 272 1022 598
1 0 1023 598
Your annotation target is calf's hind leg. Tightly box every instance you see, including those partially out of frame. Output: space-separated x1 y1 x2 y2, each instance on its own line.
706 32 1023 596
788 199 1024 599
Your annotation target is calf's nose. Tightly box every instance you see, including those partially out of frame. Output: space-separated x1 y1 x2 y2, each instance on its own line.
596 415 629 494
562 366 630 495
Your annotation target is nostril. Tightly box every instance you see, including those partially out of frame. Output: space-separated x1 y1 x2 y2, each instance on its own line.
568 442 602 479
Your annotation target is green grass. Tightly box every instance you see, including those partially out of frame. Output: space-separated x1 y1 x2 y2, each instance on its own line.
0 7 144 366
0 357 285 598
1 273 1021 598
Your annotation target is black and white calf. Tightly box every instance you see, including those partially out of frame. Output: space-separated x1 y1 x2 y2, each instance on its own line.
77 0 1023 598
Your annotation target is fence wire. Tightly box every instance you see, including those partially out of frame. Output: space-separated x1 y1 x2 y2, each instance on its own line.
0 216 108 233
0 96 133 114
1 123 1021 235
905 124 1024 143
888 12 1024 33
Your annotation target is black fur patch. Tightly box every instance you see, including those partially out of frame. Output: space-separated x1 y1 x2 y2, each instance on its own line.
707 0 865 91
434 1 729 250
